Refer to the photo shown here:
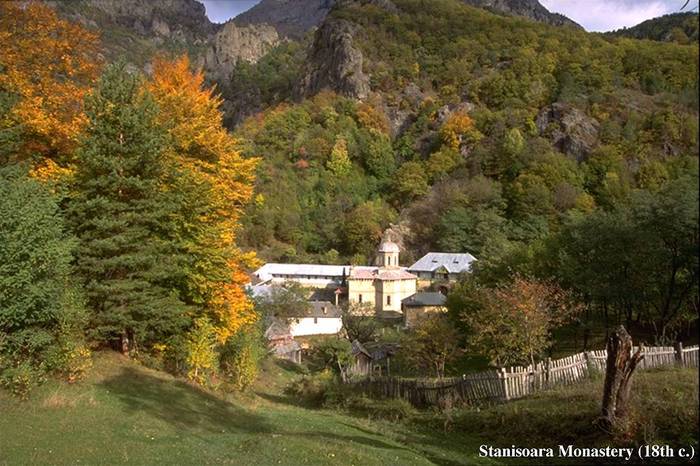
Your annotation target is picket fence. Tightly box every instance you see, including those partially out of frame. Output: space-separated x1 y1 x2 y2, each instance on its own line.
352 344 699 408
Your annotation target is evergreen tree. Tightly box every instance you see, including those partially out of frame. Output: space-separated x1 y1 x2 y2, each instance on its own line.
69 63 188 354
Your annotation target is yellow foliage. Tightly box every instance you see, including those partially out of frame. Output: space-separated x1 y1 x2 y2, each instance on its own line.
29 158 75 184
439 112 482 150
0 1 101 164
148 56 259 343
185 317 218 385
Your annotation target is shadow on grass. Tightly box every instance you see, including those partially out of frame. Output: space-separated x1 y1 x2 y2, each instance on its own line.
273 358 308 374
99 367 271 435
98 366 452 462
255 390 321 409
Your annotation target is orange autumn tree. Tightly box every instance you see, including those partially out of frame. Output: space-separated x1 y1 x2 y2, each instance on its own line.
460 277 582 367
439 111 483 150
147 55 258 343
0 1 101 170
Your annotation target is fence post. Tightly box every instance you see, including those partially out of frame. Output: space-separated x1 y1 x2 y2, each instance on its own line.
545 357 551 389
583 351 598 378
674 341 684 367
500 367 509 401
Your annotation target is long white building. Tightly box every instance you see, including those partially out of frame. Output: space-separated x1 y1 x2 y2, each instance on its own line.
254 263 376 288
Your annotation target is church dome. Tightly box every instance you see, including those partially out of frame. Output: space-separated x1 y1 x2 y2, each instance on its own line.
378 240 400 253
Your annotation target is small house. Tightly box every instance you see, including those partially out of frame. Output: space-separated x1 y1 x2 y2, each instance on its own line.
401 291 448 328
264 320 302 363
288 301 343 337
408 252 476 283
349 340 372 377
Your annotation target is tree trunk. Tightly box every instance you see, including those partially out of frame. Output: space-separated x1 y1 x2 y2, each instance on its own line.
120 330 130 356
597 326 644 430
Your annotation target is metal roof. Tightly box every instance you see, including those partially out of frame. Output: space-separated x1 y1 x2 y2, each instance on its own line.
402 292 447 307
254 263 377 281
408 252 476 274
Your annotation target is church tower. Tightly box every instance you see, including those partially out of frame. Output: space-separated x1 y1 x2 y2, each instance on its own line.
377 239 400 268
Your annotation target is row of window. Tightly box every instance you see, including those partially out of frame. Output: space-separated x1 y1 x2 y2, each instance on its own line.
273 274 339 281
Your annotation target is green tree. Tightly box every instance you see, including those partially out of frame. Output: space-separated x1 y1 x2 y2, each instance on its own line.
343 199 397 258
426 147 461 181
69 63 188 354
437 205 510 259
551 175 698 342
403 315 462 378
0 166 89 396
503 127 525 157
363 131 396 185
185 317 218 385
220 323 266 391
327 137 352 177
393 161 429 203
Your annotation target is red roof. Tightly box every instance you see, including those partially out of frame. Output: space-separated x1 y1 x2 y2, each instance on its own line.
349 268 416 281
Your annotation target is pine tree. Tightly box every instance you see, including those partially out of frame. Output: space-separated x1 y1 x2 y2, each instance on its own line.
69 63 188 354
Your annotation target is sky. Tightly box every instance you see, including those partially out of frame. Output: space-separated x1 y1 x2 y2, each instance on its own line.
200 0 261 23
200 0 699 30
542 0 699 32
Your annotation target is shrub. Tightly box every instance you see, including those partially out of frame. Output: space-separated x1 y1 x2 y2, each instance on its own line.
0 363 41 400
184 317 218 386
343 396 417 422
220 324 266 391
285 370 336 406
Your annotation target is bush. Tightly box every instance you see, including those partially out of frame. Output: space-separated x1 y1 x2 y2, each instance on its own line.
220 324 266 391
284 370 336 406
184 317 218 386
343 396 417 422
0 363 41 400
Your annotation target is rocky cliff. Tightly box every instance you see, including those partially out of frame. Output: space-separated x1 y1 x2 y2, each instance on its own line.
52 0 216 44
203 22 280 81
296 18 370 100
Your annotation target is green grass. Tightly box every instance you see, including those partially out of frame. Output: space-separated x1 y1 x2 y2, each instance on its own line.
426 368 699 465
0 352 697 465
0 352 490 465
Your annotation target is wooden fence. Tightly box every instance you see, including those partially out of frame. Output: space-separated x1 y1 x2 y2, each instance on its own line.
352 344 699 408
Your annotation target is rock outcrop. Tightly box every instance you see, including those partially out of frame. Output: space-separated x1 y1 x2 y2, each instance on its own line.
204 22 280 81
296 19 370 100
536 103 599 161
235 0 398 39
51 0 216 44
234 0 339 39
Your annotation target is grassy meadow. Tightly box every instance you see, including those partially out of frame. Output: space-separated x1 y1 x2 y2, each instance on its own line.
1 352 697 465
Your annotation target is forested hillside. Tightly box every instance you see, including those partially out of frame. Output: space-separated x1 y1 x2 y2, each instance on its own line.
1 0 698 400
608 12 699 44
232 0 698 343
235 0 698 264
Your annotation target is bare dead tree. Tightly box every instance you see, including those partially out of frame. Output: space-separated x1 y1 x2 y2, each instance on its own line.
596 326 644 430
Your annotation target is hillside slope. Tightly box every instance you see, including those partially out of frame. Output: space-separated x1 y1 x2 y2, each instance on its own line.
0 352 487 465
608 12 699 44
234 0 698 264
0 352 697 465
